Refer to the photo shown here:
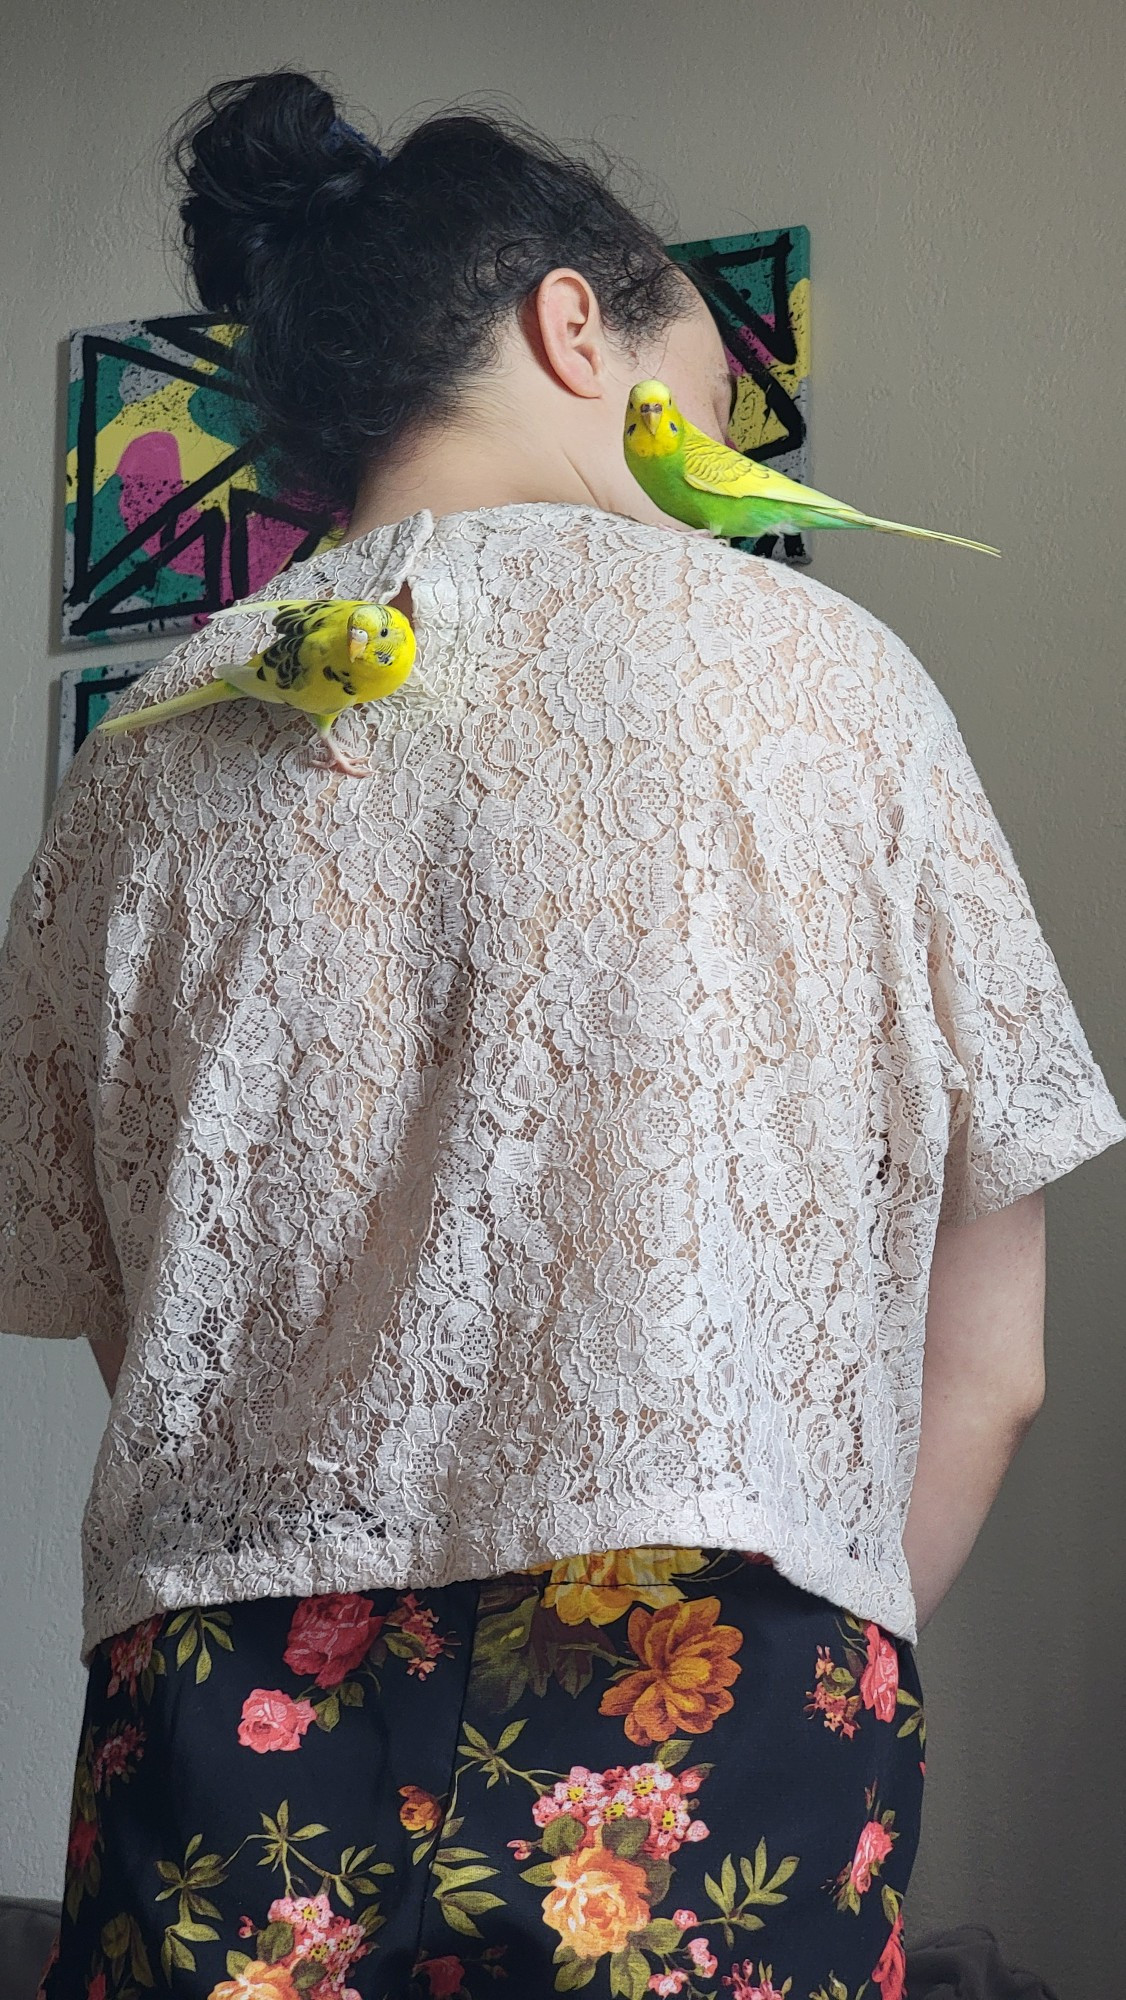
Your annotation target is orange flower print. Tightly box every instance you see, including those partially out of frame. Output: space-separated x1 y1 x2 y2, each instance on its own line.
530 1548 708 1627
805 1646 862 1739
399 1784 443 1834
599 1597 742 1746
859 1623 899 1723
206 1963 299 2000
384 1593 459 1678
541 1841 652 1958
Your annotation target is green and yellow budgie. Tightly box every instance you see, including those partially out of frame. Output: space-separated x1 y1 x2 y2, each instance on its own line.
96 597 417 776
624 379 999 556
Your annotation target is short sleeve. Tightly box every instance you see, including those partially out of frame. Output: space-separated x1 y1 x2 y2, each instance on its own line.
916 695 1126 1226
0 867 126 1342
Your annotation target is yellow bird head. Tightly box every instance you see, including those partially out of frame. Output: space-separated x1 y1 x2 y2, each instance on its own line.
343 603 416 699
624 379 685 459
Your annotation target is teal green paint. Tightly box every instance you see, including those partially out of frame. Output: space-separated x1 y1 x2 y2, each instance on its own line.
94 352 135 434
66 370 84 451
669 224 810 315
186 381 255 455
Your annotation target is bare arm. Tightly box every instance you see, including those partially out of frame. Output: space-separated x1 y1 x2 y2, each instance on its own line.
87 1332 128 1397
903 1189 1047 1631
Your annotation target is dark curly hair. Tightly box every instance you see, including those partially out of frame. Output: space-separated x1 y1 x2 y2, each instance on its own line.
172 71 692 513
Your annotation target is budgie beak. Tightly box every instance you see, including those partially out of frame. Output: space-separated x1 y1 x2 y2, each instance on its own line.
348 625 370 663
639 403 662 436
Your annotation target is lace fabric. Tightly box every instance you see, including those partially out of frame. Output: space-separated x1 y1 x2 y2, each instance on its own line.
2 501 1123 1662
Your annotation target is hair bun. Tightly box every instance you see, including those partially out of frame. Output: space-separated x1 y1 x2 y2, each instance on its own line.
175 70 383 314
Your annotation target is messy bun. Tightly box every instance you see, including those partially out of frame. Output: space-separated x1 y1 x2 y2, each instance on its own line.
177 73 383 318
171 71 689 511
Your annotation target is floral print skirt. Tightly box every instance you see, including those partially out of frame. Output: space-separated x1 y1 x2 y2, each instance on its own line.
42 1548 926 2000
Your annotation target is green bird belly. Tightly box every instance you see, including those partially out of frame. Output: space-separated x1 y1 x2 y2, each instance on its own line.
629 446 778 539
627 448 719 533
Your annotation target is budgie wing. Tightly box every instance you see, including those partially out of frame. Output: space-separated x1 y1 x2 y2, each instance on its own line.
680 421 865 518
211 600 354 703
218 657 300 703
208 596 345 619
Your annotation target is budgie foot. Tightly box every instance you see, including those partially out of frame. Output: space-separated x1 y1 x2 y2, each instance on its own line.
311 718 371 776
314 741 372 777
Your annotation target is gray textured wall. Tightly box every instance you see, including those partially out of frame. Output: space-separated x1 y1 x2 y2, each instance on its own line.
2 3 1123 1988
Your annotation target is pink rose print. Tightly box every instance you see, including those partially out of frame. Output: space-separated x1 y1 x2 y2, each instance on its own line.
849 1818 895 1894
531 1759 709 1859
237 1689 317 1753
872 1909 908 2000
673 1909 698 1928
92 1722 145 1793
649 1975 688 1994
688 1937 719 1975
859 1623 900 1723
723 1965 793 1998
106 1615 163 1698
283 1592 384 1688
237 1892 369 1995
415 1957 465 1997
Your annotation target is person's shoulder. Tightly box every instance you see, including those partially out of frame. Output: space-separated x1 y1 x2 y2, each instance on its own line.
554 509 961 746
673 532 961 748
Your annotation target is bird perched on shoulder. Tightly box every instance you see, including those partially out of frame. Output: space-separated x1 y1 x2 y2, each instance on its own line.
95 598 416 776
623 379 999 556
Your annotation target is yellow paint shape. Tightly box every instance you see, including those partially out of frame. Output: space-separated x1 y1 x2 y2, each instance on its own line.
64 367 259 511
729 276 810 455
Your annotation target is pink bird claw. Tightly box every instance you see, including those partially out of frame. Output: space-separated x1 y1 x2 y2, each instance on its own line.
313 742 371 777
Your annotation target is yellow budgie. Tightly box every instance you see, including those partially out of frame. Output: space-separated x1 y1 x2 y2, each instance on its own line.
96 597 417 776
624 379 999 556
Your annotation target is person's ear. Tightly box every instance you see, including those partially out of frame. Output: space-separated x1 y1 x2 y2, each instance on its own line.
524 267 608 399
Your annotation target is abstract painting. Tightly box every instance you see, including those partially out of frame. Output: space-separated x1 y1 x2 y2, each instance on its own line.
61 227 809 646
62 316 344 646
667 224 810 564
56 658 156 785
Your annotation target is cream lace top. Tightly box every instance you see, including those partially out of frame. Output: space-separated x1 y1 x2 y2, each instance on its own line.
3 501 1123 1663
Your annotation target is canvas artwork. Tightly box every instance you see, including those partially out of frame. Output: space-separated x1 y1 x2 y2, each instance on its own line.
666 224 811 564
59 227 809 651
56 658 156 785
61 315 344 647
